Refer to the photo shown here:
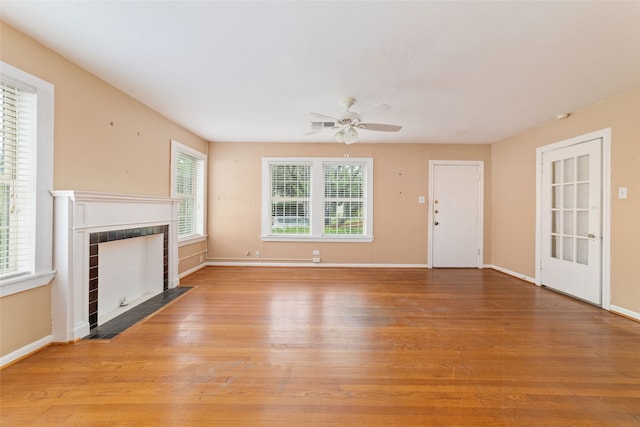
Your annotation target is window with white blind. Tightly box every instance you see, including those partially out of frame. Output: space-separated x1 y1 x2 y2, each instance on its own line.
323 163 366 236
269 162 312 235
171 140 206 244
0 62 55 297
262 157 373 242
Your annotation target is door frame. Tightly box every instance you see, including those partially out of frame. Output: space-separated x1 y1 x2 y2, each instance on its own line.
428 160 484 269
535 128 611 309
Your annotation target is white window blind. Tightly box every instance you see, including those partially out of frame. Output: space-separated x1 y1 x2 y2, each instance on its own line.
262 157 373 242
0 81 36 279
269 163 311 235
171 140 206 242
323 163 365 236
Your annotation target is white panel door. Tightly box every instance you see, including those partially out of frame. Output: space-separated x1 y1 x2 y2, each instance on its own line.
541 138 602 305
431 163 482 268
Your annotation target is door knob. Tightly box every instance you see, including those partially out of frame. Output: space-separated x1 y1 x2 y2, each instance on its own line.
588 233 595 239
434 222 439 226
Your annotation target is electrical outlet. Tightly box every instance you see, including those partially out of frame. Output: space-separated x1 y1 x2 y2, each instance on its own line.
313 257 321 263
256 250 260 258
200 255 204 263
619 187 628 199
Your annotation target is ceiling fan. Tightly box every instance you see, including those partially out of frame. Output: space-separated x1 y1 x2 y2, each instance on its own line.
308 97 402 144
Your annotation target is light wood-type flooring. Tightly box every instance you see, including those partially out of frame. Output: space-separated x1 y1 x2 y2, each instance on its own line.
2 267 640 426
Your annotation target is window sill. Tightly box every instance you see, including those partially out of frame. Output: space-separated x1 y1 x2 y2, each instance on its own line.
0 270 56 297
261 235 374 243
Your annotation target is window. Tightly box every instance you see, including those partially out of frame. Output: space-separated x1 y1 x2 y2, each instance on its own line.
171 140 206 244
0 62 55 297
269 163 311 235
323 163 366 236
262 157 373 242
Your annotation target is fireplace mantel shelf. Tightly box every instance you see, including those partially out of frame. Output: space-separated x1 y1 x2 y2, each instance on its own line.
50 190 179 204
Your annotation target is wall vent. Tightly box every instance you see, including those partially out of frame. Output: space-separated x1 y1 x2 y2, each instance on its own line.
309 121 335 131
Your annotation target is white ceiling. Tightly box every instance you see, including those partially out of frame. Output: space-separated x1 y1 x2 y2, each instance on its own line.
2 1 639 144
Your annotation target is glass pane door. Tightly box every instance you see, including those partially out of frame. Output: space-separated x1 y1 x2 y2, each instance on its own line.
540 135 603 306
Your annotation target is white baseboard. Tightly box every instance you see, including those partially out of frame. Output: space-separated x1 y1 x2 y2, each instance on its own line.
610 305 640 322
484 264 536 284
178 263 207 279
1 335 52 368
203 262 536 280
206 261 429 268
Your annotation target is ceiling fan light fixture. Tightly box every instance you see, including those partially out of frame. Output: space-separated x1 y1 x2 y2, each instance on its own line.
346 127 358 144
334 130 345 143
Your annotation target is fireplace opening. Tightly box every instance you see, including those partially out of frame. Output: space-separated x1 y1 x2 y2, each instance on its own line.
89 225 168 330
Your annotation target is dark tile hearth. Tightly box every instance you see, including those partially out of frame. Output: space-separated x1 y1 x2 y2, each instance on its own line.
85 287 192 339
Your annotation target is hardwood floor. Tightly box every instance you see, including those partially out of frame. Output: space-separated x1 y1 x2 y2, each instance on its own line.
2 267 640 426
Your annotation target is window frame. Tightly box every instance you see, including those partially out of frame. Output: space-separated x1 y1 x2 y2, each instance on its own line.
0 62 55 297
170 139 207 246
261 157 373 242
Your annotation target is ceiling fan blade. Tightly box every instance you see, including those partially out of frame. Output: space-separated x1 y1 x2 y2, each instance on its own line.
353 103 391 122
308 112 339 121
358 123 402 132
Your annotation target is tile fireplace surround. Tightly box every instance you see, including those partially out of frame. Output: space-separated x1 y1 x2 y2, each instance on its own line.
51 191 179 342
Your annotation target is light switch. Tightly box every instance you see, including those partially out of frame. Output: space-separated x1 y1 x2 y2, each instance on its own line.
618 187 628 199
418 196 426 204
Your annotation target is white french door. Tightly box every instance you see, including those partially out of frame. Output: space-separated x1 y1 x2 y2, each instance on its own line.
540 138 602 305
429 161 483 268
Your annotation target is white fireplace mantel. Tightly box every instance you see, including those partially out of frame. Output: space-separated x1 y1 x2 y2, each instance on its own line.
51 191 180 342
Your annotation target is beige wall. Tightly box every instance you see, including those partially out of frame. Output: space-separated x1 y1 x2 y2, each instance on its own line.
0 22 208 358
178 240 208 276
491 87 640 313
208 142 492 265
0 286 51 357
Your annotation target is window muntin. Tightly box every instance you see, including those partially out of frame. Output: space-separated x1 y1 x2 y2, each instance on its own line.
262 158 373 242
171 140 206 243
